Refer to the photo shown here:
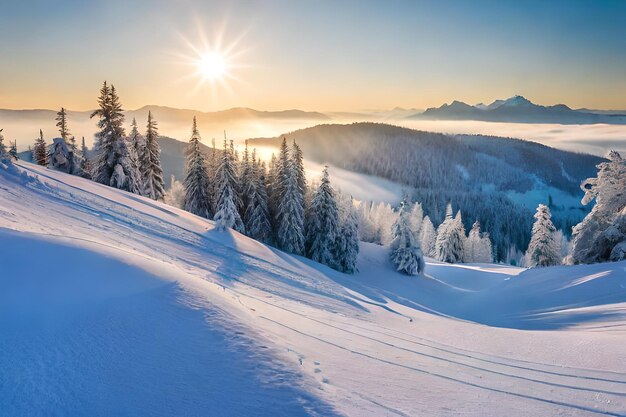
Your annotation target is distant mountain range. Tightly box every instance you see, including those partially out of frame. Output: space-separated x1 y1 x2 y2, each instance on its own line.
411 95 626 124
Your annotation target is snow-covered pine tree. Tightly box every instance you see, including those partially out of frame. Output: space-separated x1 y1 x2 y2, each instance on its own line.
55 107 70 141
48 137 73 172
238 140 253 220
127 118 143 182
435 204 465 263
244 150 272 242
9 140 18 160
207 138 218 214
110 137 142 193
479 232 494 263
305 167 339 266
0 129 7 160
274 137 290 225
526 204 561 267
390 200 425 275
409 202 424 241
266 153 278 229
420 215 437 257
213 138 245 232
333 195 360 273
465 221 492 263
571 151 626 263
79 137 91 179
292 140 307 197
34 129 47 166
90 82 139 192
183 116 212 219
277 163 305 254
68 136 77 156
140 111 165 200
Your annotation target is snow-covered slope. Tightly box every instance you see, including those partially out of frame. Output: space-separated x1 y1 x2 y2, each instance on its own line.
1 161 626 416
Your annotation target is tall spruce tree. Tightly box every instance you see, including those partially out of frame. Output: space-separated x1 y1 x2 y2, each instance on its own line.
0 129 7 160
292 140 307 197
420 215 437 257
305 167 339 266
127 118 143 180
79 137 92 179
571 151 626 263
34 129 47 166
390 200 425 275
333 195 360 273
244 151 272 242
214 138 245 232
55 107 70 141
274 137 290 224
90 82 139 192
140 111 165 200
435 204 465 263
277 163 305 254
183 117 212 218
9 140 18 160
526 204 561 267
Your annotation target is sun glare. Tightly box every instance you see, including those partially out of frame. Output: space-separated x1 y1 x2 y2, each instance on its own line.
174 23 250 99
198 52 228 82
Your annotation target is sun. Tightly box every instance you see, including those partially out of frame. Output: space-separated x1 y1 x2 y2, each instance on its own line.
173 23 250 100
197 52 228 82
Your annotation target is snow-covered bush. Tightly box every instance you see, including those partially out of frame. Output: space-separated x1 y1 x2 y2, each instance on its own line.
390 201 425 275
164 175 185 209
571 151 626 264
435 204 465 263
525 204 561 267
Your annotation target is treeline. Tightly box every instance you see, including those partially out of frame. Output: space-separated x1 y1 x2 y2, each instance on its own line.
27 83 165 201
182 120 359 273
249 123 602 261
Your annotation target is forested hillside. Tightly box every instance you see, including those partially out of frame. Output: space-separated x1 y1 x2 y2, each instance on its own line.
249 123 604 260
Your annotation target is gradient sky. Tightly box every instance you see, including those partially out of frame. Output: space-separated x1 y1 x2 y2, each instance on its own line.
1 0 626 112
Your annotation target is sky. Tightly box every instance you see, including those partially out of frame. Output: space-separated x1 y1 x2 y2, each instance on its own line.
1 0 626 112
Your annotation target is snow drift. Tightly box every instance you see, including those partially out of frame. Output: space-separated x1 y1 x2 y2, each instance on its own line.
1 161 626 416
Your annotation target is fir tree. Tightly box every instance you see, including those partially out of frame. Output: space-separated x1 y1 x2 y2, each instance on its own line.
266 153 279 229
79 137 92 179
55 107 70 141
277 163 305 254
240 141 253 216
333 195 360 273
244 150 272 242
140 111 165 200
420 215 437 257
465 221 493 263
435 204 465 263
571 151 626 263
274 137 290 225
214 138 245 232
183 117 212 218
305 167 339 266
9 140 18 160
526 204 561 267
207 138 218 215
409 202 424 241
34 129 47 166
0 129 7 160
292 140 307 197
48 138 73 172
90 82 138 192
390 200 425 275
127 118 143 180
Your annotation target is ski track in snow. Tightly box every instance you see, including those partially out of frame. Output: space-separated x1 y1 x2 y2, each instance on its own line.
1 161 626 417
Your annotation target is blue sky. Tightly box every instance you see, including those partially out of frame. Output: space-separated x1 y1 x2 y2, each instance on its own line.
1 0 625 111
